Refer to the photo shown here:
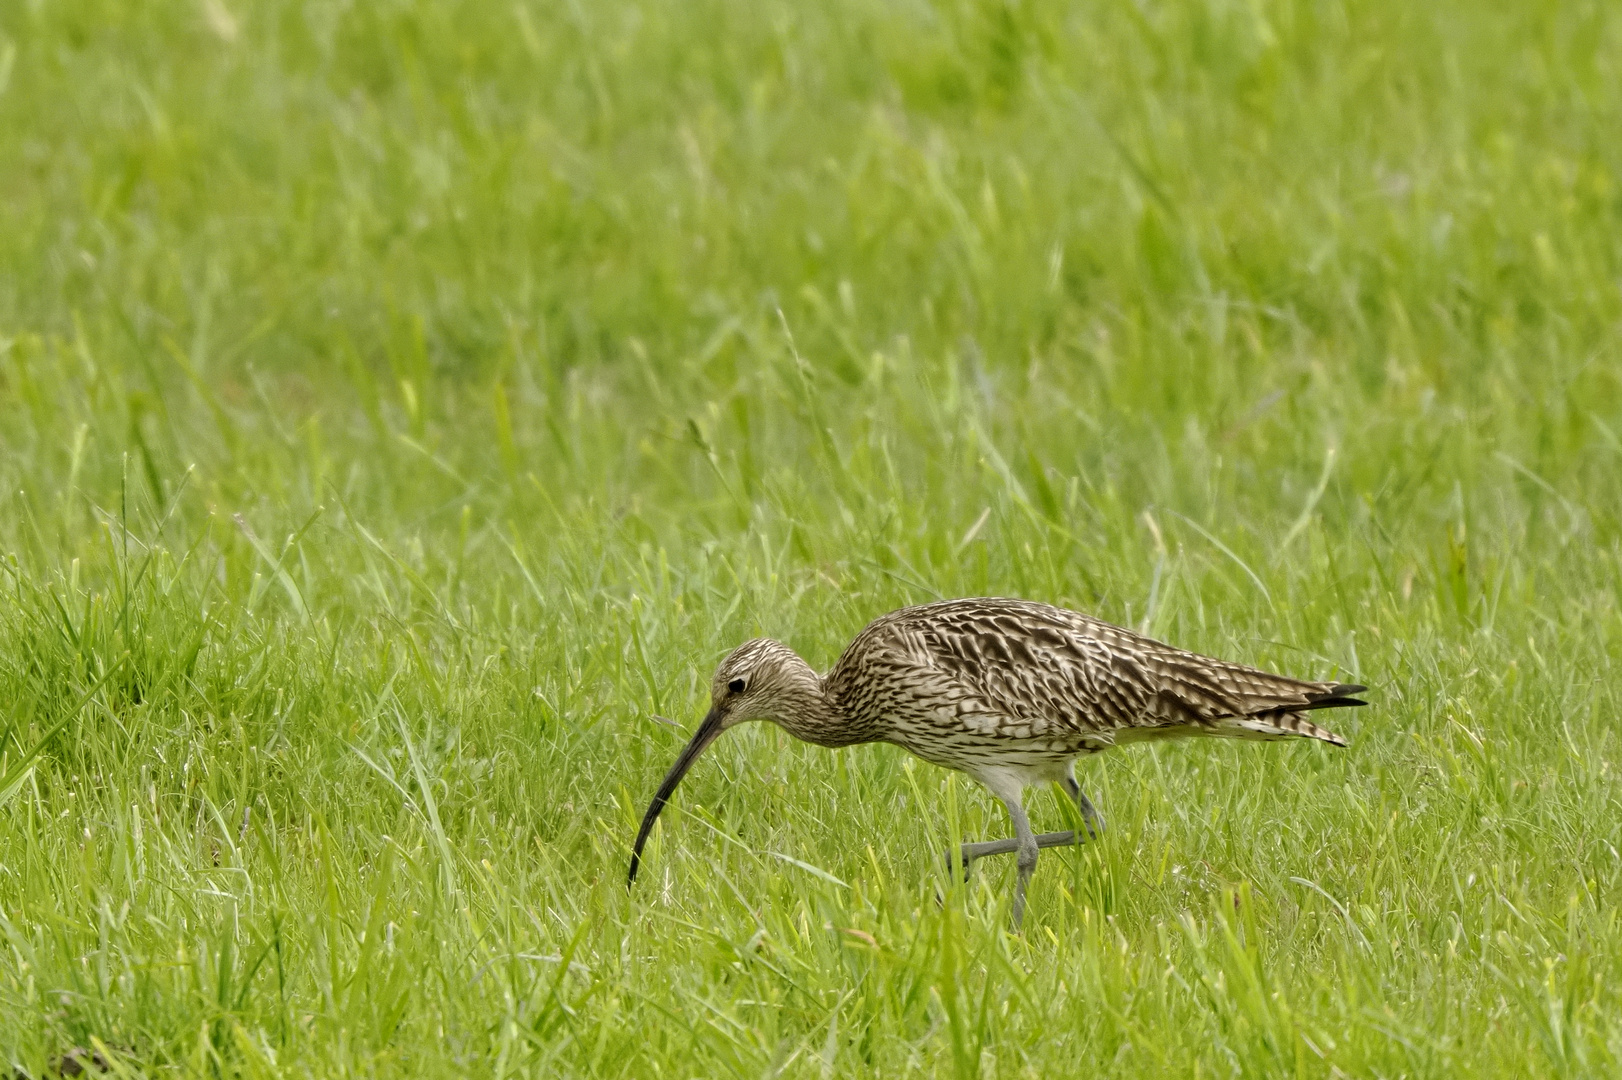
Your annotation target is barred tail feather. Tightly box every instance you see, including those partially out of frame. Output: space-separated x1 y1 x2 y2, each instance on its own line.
1221 712 1349 747
1220 683 1365 746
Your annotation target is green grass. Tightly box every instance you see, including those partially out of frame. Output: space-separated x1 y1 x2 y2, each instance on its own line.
2 0 1621 1074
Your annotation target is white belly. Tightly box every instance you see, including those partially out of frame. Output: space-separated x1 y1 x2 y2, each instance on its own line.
888 728 1100 779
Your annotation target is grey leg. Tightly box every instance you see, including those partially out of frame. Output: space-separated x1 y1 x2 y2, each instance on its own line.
999 793 1040 929
945 774 1101 879
940 768 1104 927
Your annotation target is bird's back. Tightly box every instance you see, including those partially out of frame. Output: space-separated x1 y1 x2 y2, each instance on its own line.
823 598 1364 759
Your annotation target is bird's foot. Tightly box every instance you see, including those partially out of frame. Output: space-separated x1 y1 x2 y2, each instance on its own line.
944 836 1018 881
943 831 1081 880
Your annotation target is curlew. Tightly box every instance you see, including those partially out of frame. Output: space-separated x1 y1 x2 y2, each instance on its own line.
628 597 1366 926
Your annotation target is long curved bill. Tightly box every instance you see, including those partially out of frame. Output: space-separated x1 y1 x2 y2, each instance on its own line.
627 705 725 886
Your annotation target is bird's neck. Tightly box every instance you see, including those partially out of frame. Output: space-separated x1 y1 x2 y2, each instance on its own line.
776 675 880 748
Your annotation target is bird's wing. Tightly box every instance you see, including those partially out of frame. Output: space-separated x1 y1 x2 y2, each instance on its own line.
867 598 1361 742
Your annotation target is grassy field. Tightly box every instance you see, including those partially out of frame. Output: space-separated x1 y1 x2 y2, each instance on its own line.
2 0 1621 1075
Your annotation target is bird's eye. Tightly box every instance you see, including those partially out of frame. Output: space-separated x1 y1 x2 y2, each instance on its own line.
728 678 746 694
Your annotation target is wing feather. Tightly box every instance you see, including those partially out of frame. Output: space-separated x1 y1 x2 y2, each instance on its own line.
827 598 1364 747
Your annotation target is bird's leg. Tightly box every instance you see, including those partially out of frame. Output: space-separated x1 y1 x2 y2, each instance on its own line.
1062 775 1105 838
997 792 1041 929
947 775 1100 880
937 776 1048 926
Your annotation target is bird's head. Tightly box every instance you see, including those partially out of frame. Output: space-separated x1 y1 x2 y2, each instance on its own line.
628 638 823 885
706 637 822 729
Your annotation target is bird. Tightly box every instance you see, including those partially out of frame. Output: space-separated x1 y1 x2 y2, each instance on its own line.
627 597 1366 927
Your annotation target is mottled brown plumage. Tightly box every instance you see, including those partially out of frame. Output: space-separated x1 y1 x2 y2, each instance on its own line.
629 597 1366 926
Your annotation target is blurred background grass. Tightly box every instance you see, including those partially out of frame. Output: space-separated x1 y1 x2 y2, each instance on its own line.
1 0 1621 1076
